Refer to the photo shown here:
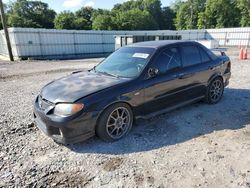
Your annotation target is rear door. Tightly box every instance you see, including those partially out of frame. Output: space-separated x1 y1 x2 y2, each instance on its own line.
179 44 213 100
198 45 218 82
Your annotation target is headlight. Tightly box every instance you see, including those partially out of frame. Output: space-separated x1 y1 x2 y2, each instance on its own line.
54 103 84 116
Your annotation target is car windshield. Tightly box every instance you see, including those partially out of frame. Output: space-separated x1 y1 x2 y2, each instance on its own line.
94 47 155 78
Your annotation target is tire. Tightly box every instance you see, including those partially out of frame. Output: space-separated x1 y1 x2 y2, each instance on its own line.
205 77 224 104
96 103 133 142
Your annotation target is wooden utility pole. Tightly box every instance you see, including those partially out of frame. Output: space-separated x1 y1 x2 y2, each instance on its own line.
0 0 14 61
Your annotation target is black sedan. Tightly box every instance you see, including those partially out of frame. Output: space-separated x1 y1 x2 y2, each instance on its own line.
33 40 231 144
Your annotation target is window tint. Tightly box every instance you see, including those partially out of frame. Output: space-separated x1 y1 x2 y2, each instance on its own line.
154 47 181 73
206 49 217 60
199 47 211 62
181 45 201 67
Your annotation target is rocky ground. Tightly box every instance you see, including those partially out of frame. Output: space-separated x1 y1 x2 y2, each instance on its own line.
0 52 249 188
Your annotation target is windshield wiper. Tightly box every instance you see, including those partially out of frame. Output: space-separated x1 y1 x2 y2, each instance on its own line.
97 71 119 78
89 66 96 72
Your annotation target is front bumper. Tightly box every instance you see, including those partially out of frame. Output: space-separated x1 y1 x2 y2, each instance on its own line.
33 100 97 144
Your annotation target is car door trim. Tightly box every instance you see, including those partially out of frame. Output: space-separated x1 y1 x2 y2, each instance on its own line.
136 96 204 119
155 84 204 100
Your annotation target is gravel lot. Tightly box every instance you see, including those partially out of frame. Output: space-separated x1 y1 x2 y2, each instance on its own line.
0 51 249 188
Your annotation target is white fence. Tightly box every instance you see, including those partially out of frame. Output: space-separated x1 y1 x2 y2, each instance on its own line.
206 27 250 46
0 27 249 59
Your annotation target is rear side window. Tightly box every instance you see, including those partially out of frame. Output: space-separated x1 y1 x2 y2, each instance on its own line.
181 45 201 67
199 47 211 63
206 49 218 60
154 47 181 73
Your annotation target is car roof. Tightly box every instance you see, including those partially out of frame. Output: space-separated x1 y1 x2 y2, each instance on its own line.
128 40 196 49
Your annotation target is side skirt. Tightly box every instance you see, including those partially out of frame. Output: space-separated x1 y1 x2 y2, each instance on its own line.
136 96 205 120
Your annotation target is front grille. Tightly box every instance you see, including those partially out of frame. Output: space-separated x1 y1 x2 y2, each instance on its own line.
38 95 54 111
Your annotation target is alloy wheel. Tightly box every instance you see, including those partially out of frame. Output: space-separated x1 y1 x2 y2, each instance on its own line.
106 107 131 139
209 79 223 103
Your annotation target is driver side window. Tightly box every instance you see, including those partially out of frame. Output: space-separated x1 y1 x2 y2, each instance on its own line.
154 47 181 74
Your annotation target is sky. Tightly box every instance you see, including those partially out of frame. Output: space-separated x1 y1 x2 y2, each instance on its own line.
3 0 173 12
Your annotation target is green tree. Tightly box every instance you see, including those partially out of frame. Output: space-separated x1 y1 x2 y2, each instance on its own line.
8 0 56 28
112 0 163 29
54 11 89 30
92 14 116 30
112 1 137 11
198 0 240 28
142 0 164 29
75 6 94 29
74 18 89 30
54 11 76 29
115 9 159 30
162 7 176 30
237 0 250 27
175 2 189 30
92 9 111 19
197 12 206 29
93 2 160 31
175 0 206 30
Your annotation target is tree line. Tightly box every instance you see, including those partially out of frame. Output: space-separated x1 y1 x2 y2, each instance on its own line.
2 0 250 31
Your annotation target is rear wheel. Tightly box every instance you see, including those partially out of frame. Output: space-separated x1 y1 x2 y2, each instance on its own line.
206 77 224 104
96 103 133 142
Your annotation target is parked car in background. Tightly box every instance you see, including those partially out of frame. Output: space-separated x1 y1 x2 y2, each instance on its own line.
33 40 231 144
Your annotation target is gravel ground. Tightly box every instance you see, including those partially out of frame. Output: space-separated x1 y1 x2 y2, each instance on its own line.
0 52 249 188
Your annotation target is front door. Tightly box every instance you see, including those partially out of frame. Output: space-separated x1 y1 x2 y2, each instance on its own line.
142 46 186 115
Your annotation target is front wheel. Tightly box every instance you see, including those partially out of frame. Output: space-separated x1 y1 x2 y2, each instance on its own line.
96 103 133 142
205 77 224 104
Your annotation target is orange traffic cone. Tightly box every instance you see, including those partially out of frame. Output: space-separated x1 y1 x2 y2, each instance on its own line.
239 48 244 59
243 48 248 59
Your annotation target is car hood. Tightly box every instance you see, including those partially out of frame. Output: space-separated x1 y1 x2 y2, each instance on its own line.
40 71 128 103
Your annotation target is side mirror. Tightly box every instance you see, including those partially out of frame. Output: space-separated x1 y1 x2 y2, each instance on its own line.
148 68 159 78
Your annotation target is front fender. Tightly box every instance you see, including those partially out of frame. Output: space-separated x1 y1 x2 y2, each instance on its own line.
93 97 134 127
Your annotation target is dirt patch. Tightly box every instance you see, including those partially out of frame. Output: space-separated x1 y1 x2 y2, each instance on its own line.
23 170 94 188
102 157 124 172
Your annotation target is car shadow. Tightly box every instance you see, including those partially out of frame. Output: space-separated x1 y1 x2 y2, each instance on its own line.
67 88 250 155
